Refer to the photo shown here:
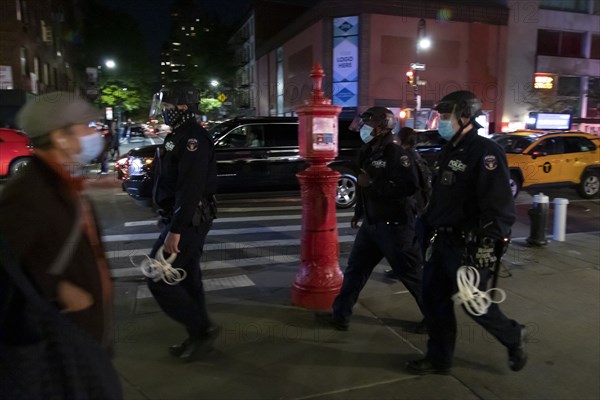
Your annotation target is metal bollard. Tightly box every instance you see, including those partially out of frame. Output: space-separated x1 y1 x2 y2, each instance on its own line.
553 198 569 241
527 193 549 246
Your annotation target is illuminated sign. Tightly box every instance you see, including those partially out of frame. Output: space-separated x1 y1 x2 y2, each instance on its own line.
534 74 554 89
527 112 571 130
332 16 359 108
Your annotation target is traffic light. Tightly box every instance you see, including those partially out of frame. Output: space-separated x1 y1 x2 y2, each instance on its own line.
406 70 415 86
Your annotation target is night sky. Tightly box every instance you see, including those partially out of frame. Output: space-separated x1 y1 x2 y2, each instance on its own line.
97 0 252 59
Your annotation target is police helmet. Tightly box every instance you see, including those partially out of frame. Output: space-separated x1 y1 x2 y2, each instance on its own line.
434 90 482 121
349 106 397 132
149 81 200 118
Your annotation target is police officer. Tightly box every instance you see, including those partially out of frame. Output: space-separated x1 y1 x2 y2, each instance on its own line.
318 107 425 331
147 82 219 361
385 127 432 281
407 91 527 375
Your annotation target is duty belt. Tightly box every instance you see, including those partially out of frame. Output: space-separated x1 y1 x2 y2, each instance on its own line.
434 226 466 241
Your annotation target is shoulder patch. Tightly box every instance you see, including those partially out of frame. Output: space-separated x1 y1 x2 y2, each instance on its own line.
165 141 175 151
186 138 198 152
400 155 410 168
484 155 497 171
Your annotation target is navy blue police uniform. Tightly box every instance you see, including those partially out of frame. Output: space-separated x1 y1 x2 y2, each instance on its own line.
421 129 522 370
332 133 425 327
149 116 218 339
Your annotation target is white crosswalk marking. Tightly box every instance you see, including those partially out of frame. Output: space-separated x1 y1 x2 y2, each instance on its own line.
105 235 357 259
123 212 354 227
103 222 352 242
136 275 255 299
108 203 356 298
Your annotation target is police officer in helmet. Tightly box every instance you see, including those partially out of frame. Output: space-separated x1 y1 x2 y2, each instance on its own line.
318 106 426 332
407 90 527 374
147 81 219 361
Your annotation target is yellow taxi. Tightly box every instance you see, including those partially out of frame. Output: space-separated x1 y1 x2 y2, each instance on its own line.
493 130 600 198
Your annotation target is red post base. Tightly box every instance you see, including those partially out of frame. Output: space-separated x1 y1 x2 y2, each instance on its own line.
292 164 343 310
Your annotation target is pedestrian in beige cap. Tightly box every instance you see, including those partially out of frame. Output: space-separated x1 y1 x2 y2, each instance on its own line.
0 92 120 397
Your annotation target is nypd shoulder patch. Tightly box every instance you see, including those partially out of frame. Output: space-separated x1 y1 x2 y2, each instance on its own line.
484 155 497 171
187 138 198 152
400 155 410 168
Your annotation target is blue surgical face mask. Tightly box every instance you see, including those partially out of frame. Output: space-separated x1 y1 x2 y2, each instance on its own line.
438 120 457 141
360 125 374 143
73 132 104 164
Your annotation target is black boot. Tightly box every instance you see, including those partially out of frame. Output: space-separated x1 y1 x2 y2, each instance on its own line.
508 325 528 372
406 358 451 375
177 326 222 362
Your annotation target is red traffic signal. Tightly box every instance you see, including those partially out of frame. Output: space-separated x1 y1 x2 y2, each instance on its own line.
406 70 415 85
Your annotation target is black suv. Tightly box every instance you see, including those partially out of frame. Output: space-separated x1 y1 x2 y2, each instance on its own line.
117 117 364 208
117 118 445 208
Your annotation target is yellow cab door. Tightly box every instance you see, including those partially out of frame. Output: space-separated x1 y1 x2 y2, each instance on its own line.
562 136 600 183
523 137 564 184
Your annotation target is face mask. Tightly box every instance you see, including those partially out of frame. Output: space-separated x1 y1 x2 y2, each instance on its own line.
73 132 104 164
360 125 374 143
162 108 193 129
438 120 457 141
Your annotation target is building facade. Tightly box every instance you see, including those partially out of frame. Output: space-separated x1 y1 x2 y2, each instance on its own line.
236 0 508 132
502 0 600 133
0 0 80 126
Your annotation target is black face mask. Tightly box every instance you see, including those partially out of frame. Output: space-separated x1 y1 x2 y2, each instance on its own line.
162 108 194 129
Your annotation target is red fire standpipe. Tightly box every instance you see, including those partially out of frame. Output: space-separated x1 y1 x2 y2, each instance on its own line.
291 64 344 309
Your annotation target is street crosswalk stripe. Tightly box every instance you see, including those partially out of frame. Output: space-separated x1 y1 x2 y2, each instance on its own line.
123 212 354 227
135 275 255 299
111 255 300 278
105 235 357 259
102 222 352 242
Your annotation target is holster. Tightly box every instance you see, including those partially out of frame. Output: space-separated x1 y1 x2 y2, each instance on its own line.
192 195 218 226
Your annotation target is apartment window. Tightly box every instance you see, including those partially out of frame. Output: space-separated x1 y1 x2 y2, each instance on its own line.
537 29 584 57
557 76 581 96
33 56 39 77
591 35 600 59
43 63 49 85
19 47 28 75
540 0 589 13
587 77 600 118
16 0 22 20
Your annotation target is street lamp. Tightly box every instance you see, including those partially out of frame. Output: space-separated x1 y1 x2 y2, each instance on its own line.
105 59 116 69
410 18 430 128
210 79 219 88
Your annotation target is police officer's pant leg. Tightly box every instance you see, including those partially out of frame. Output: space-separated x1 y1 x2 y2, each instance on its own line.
332 223 383 324
147 223 212 337
461 267 521 349
422 240 461 367
378 222 424 314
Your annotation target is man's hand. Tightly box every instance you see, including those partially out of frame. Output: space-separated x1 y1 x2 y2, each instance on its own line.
357 169 371 188
163 232 181 255
57 280 94 312
351 216 362 229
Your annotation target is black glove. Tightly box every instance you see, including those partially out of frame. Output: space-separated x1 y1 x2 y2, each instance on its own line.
357 169 371 188
351 215 361 229
466 236 497 270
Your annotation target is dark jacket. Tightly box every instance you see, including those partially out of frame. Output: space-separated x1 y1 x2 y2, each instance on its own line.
153 118 218 233
425 129 515 239
354 133 419 224
0 157 112 347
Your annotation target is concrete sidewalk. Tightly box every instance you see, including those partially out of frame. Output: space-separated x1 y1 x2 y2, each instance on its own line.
112 232 600 400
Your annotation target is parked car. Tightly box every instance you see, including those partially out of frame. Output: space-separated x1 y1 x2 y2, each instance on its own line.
126 124 146 142
0 128 33 176
116 118 444 208
493 130 600 198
